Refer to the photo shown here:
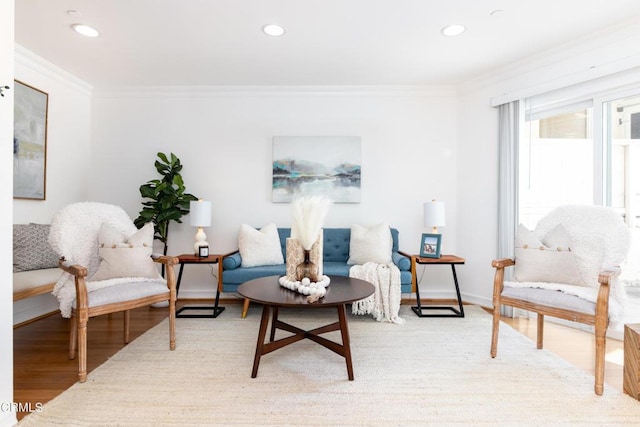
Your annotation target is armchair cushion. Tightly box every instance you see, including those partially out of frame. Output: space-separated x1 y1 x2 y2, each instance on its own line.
238 223 284 267
89 223 161 282
75 280 168 307
513 224 583 285
502 286 596 315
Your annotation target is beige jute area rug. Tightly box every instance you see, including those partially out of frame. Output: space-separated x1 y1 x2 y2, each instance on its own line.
19 305 640 426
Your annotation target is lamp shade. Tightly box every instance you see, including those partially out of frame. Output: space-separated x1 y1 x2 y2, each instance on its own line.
423 200 446 229
190 200 212 227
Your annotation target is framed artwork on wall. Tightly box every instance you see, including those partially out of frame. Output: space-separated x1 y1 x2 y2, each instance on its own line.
13 80 48 200
420 233 442 258
272 136 361 203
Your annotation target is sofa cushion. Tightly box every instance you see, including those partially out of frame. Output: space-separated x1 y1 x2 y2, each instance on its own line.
323 228 351 262
89 223 161 282
223 228 291 270
238 223 285 268
13 223 60 273
222 264 287 285
323 261 352 277
347 222 392 265
74 281 169 307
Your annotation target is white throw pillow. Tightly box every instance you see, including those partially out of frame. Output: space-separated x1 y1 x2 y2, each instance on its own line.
513 224 584 286
347 222 392 265
542 223 573 251
89 222 161 282
238 223 284 268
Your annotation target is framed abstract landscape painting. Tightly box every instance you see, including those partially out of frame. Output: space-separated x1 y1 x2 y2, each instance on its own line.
272 136 361 203
13 80 48 200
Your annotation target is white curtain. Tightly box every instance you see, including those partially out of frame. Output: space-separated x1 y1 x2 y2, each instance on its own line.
498 101 519 316
498 101 519 259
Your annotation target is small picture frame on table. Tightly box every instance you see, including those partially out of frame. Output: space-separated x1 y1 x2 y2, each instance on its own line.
420 233 441 258
198 245 209 257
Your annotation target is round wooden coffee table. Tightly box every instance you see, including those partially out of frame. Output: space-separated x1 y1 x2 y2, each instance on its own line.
238 275 374 380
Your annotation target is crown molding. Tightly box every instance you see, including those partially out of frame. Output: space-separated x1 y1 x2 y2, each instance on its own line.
14 44 93 96
91 85 456 99
457 17 640 104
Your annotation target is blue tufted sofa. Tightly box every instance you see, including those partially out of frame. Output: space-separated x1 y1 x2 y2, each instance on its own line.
219 227 413 317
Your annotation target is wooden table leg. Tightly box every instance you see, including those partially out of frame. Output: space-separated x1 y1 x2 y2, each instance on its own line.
269 306 279 342
337 304 354 380
251 304 271 378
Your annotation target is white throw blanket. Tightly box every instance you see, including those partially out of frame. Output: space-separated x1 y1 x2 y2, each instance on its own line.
49 202 165 318
350 262 404 324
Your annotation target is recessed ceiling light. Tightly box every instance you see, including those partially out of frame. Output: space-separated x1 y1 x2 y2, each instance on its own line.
441 24 466 37
262 24 286 37
71 24 100 38
66 10 82 18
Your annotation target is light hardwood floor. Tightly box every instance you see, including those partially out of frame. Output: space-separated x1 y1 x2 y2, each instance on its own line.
500 314 625 393
12 301 629 421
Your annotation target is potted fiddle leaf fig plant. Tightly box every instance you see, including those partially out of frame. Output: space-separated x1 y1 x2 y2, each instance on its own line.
134 152 198 256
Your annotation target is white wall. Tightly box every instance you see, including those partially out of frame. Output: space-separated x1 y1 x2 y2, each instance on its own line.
90 87 460 298
12 47 92 324
13 46 92 223
455 84 500 307
1 1 16 424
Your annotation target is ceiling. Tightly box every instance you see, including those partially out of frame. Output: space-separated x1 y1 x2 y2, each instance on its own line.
14 0 640 88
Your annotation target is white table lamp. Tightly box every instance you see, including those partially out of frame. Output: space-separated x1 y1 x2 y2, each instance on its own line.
190 200 212 255
424 200 446 233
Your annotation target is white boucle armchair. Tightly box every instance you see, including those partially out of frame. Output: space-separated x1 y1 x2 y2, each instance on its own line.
490 205 631 396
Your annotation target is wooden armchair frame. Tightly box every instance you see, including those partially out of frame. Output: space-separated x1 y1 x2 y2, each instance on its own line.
59 254 178 383
490 258 619 396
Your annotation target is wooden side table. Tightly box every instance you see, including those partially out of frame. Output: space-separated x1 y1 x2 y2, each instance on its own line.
175 254 225 318
624 323 640 400
409 254 465 318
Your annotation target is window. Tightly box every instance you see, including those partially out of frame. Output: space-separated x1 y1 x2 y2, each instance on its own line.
604 93 640 282
604 94 640 224
519 102 593 229
520 88 640 285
